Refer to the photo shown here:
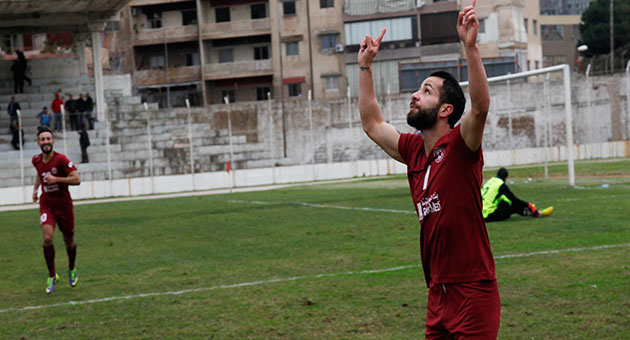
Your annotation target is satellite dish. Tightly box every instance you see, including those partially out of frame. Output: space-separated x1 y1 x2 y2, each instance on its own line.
577 45 588 52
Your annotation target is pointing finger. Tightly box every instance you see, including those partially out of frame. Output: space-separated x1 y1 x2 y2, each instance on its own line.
472 0 476 8
375 27 387 44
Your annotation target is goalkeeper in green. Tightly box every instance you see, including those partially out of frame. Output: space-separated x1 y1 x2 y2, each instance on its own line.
481 168 553 222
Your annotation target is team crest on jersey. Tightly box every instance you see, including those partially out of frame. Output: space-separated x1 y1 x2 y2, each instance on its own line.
68 161 73 168
433 147 445 163
40 213 47 223
51 167 57 174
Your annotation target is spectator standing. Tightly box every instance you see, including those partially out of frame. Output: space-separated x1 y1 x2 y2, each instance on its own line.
51 93 64 131
7 96 20 130
84 93 95 130
10 122 25 150
65 94 78 131
78 129 90 163
38 106 52 127
11 50 31 94
75 94 86 130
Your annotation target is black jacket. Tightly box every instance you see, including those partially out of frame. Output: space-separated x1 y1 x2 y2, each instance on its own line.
79 130 90 147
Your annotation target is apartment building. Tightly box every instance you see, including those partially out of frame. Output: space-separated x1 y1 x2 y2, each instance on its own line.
123 0 346 107
539 0 594 71
343 0 544 96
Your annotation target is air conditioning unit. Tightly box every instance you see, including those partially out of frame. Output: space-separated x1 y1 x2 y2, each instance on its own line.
334 44 344 53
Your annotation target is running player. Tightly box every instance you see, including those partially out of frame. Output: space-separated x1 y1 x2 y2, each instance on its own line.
32 126 80 294
358 1 501 338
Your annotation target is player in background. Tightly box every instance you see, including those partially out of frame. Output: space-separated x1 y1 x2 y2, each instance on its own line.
481 167 553 222
358 0 501 338
32 126 81 294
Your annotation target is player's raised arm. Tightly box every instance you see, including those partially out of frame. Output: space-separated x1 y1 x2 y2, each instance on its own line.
358 28 403 163
457 0 490 151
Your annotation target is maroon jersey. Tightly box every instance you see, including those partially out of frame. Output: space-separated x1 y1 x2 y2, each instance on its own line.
32 151 77 207
398 125 495 287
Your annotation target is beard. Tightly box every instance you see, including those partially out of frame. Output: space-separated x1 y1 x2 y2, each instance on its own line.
407 102 439 131
40 143 53 155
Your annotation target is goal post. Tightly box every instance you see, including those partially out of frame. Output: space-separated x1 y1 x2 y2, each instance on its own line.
459 64 575 186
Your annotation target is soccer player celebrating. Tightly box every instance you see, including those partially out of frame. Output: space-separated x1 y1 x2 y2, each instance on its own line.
358 1 500 338
32 126 81 294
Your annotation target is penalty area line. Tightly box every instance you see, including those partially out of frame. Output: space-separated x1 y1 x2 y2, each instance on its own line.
1 243 628 314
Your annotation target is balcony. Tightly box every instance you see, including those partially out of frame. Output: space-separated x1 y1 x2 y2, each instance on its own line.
133 25 199 46
133 65 202 86
202 18 271 40
204 60 273 81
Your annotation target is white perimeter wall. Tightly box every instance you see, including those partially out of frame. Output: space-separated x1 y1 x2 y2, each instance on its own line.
2 140 628 206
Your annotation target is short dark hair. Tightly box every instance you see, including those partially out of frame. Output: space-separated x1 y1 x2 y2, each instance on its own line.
429 71 466 128
37 126 53 138
497 168 508 181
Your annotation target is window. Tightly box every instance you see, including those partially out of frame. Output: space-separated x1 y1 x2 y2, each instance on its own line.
527 60 531 71
320 0 334 8
254 46 269 60
216 7 230 22
218 49 233 63
321 34 337 50
533 20 537 35
288 83 301 97
182 9 197 25
421 12 459 45
285 42 298 56
251 3 267 19
524 18 528 34
148 13 162 29
221 89 235 103
149 55 165 68
185 53 200 66
256 87 270 101
478 18 485 33
323 76 339 92
535 60 539 69
283 1 296 16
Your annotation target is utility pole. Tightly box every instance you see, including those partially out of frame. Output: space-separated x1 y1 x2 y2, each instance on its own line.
610 0 614 73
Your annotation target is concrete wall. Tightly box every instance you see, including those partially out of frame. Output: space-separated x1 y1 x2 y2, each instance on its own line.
0 56 81 81
2 140 628 206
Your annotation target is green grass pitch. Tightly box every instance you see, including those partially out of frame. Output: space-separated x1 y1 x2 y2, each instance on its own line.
1 159 629 339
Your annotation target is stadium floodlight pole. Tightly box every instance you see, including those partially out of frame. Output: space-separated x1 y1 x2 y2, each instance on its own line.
224 96 234 193
347 85 352 128
586 64 592 140
506 78 513 152
16 109 25 203
60 104 68 157
460 64 575 186
185 99 195 191
104 105 112 197
144 102 155 194
626 61 630 141
308 90 315 180
387 83 392 123
267 92 276 183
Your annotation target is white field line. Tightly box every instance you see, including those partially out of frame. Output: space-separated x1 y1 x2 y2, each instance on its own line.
228 200 416 214
1 243 628 314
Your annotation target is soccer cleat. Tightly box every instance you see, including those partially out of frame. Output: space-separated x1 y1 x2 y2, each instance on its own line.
68 268 78 287
540 206 554 217
46 273 59 294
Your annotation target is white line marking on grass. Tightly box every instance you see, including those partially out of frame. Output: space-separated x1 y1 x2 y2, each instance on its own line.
228 200 416 214
1 243 628 314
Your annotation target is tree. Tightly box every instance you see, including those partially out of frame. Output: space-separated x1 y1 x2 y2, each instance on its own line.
578 0 630 57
